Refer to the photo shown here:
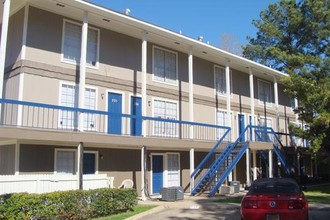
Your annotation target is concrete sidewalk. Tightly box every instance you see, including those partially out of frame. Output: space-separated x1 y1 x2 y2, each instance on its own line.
127 193 245 220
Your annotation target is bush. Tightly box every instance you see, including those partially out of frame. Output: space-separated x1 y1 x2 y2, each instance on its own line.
0 188 137 220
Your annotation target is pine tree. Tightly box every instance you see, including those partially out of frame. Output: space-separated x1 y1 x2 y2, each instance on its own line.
243 0 329 154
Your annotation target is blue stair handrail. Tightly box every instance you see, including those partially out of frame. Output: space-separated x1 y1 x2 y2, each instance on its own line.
210 142 249 197
191 125 293 196
190 127 231 194
253 126 292 176
192 126 249 196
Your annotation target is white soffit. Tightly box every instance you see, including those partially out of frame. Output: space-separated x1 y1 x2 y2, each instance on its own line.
2 0 287 80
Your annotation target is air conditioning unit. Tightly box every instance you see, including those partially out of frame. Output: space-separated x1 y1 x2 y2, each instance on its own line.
160 186 184 201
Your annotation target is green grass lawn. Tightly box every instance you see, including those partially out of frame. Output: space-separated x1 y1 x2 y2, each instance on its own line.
304 184 330 204
93 205 157 220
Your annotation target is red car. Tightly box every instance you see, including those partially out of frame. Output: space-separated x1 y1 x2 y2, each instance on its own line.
240 178 308 220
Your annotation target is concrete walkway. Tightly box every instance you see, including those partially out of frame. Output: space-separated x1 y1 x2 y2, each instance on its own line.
127 193 244 220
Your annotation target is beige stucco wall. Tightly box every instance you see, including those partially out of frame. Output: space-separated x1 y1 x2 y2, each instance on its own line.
0 144 15 175
6 8 24 68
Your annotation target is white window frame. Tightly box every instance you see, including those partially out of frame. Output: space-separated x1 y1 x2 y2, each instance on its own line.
61 19 100 69
258 79 272 107
149 152 181 194
214 65 233 97
257 116 273 141
59 82 98 130
84 86 98 131
216 109 233 141
59 82 77 129
152 97 179 137
54 148 77 175
290 122 304 147
164 152 181 188
152 46 178 86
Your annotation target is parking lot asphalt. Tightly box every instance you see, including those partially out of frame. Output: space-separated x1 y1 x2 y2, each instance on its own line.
128 193 330 220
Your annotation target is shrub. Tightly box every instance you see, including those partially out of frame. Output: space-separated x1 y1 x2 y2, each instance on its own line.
0 188 137 220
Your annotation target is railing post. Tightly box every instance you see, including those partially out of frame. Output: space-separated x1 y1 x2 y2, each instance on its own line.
77 142 84 190
189 148 195 194
246 147 251 187
269 149 273 178
140 146 146 201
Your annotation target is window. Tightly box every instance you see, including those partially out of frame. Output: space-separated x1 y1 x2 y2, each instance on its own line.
290 98 297 110
84 88 96 130
258 80 272 106
167 154 180 187
55 150 98 175
216 110 231 141
59 83 96 130
55 150 76 174
153 47 177 85
153 99 178 137
214 66 232 96
258 117 273 141
60 84 76 128
62 20 99 67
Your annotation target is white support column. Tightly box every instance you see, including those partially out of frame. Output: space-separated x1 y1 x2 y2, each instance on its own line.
225 61 231 131
77 142 84 189
253 150 257 180
0 0 11 99
141 146 146 200
141 33 147 137
15 143 20 175
269 149 273 178
188 47 194 139
274 77 279 132
249 67 255 140
225 61 233 181
78 12 88 132
17 5 29 126
246 148 251 186
189 148 195 194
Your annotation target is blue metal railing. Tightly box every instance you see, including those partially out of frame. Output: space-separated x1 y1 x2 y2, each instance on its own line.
0 99 229 141
191 125 292 196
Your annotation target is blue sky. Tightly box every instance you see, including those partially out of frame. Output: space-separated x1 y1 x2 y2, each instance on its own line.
89 0 276 47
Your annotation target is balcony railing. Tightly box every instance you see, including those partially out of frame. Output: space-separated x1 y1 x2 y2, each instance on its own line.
0 99 230 141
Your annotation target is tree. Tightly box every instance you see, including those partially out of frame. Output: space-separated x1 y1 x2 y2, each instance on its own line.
219 33 243 56
243 0 329 154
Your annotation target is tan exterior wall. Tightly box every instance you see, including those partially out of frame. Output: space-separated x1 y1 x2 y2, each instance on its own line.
6 8 24 68
0 144 15 175
3 72 20 100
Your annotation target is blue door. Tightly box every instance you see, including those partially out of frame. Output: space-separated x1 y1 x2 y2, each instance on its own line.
108 92 122 134
130 97 142 136
238 114 245 141
83 153 95 174
152 155 163 194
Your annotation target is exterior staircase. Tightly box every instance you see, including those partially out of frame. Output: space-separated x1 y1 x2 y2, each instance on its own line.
191 125 292 197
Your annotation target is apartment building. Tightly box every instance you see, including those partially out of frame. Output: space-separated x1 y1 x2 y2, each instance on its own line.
0 0 312 198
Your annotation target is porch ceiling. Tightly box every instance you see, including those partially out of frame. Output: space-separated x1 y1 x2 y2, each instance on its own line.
0 127 218 151
1 0 287 82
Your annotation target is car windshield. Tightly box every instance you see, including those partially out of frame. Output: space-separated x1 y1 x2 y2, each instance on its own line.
249 179 300 194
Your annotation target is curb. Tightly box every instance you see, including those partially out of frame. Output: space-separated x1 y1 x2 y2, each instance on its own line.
126 205 164 220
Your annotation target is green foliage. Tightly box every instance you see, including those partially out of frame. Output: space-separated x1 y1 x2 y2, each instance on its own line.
243 0 330 155
0 188 137 220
